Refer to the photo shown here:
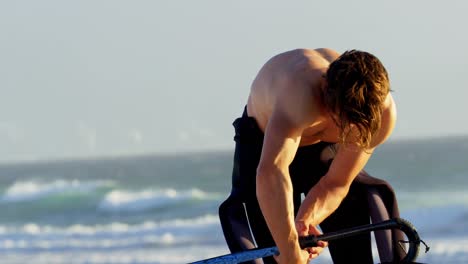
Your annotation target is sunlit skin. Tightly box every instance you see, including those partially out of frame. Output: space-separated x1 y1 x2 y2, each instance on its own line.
247 48 397 263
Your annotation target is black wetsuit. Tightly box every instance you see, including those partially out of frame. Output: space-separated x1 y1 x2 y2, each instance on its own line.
219 107 405 264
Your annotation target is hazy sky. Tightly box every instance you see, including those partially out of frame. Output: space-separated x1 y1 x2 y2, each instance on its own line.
1 0 467 162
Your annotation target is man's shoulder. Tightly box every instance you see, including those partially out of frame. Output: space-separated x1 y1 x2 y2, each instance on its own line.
371 94 397 148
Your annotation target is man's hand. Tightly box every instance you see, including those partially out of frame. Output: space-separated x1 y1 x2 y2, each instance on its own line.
274 245 311 264
295 220 328 260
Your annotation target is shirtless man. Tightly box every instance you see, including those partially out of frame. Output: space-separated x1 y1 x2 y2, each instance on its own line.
219 48 397 264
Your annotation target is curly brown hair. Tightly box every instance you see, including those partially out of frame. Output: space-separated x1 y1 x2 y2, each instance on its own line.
324 50 390 149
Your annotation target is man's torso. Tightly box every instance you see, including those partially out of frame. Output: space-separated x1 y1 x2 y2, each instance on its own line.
246 48 342 146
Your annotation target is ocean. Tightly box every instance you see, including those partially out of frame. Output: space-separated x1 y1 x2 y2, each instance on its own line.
0 135 467 264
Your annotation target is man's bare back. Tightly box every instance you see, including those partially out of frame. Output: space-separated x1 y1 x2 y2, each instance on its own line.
246 48 396 148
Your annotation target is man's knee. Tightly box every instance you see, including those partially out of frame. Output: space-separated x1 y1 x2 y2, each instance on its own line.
219 195 244 223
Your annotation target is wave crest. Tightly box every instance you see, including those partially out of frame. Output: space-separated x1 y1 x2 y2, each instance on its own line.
98 188 214 212
0 215 221 251
1 180 114 202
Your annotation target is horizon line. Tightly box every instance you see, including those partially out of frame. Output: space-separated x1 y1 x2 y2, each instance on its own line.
1 133 467 167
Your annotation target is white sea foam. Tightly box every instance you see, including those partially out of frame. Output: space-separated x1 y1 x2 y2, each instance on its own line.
1 179 114 202
401 204 468 237
1 238 467 264
98 188 213 212
0 214 223 259
409 236 468 264
3 211 466 263
398 189 468 210
0 214 219 237
0 245 230 264
0 233 179 250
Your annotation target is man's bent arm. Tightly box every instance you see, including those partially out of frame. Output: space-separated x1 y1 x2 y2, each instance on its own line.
296 145 374 226
296 93 396 226
256 110 305 263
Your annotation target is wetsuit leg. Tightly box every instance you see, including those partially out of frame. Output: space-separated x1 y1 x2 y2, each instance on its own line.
243 198 277 263
244 176 313 264
219 108 277 263
319 181 374 264
288 143 373 263
361 175 406 263
219 194 257 255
